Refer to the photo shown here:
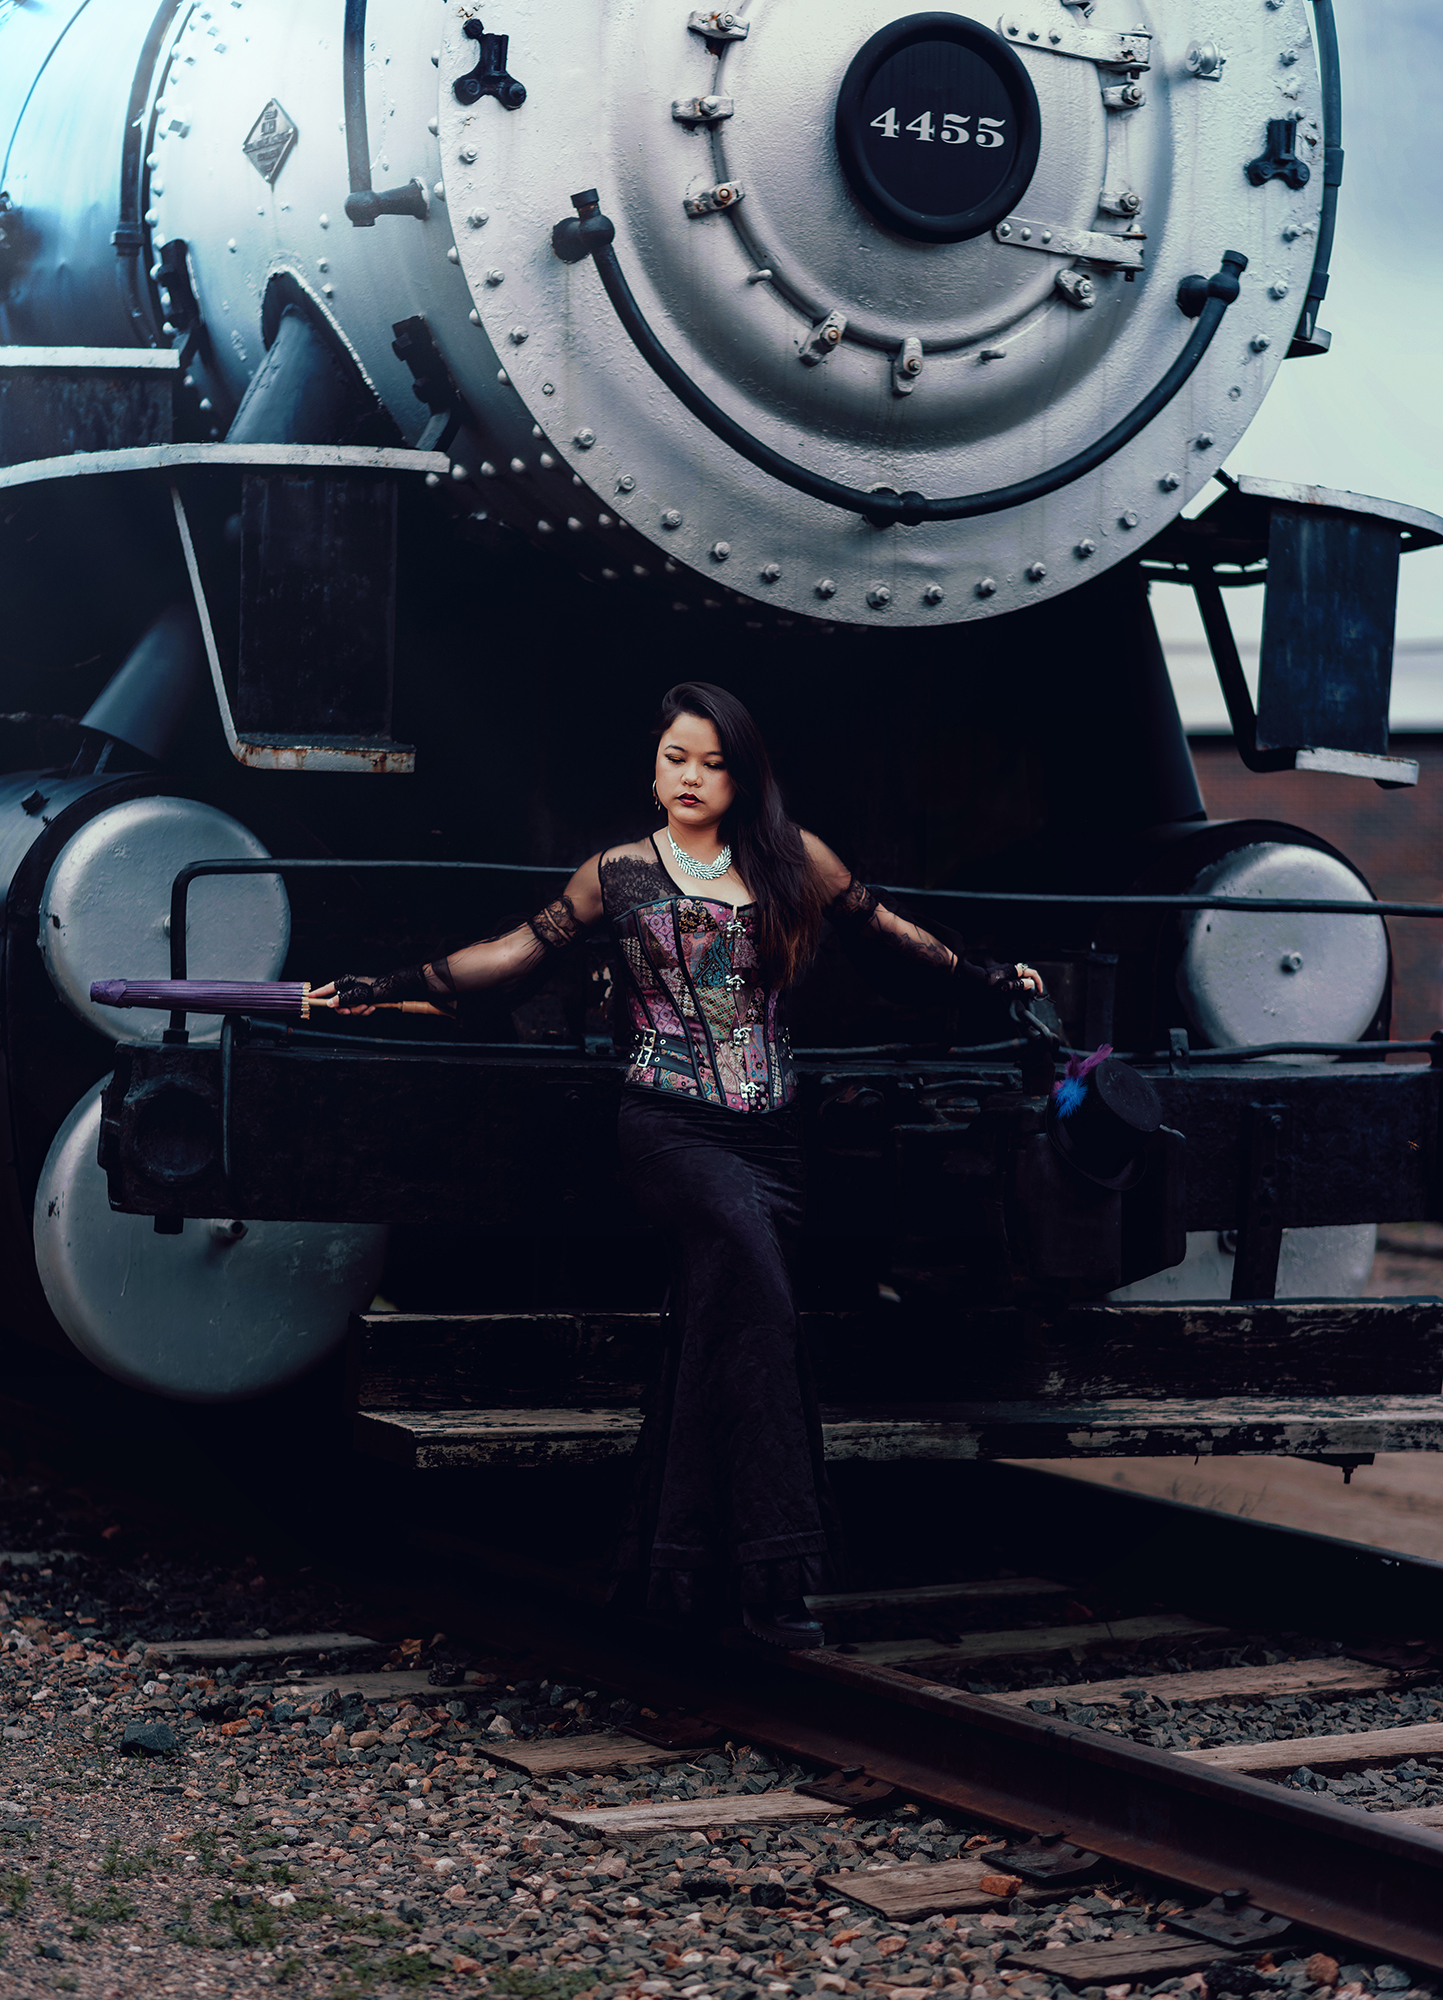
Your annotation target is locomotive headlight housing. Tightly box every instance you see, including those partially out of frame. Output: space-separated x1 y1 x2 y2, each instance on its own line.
442 0 1324 626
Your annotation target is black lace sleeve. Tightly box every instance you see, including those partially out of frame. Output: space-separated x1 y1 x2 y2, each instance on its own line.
527 891 587 953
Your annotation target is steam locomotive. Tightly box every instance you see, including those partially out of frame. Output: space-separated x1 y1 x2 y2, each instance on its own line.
2 0 1440 1455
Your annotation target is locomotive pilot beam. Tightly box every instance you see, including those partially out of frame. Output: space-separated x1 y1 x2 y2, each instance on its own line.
2 0 1442 1433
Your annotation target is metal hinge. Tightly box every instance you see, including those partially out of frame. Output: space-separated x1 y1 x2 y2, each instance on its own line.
687 8 748 40
673 93 734 124
995 216 1145 269
800 309 847 365
683 180 744 218
999 11 1151 68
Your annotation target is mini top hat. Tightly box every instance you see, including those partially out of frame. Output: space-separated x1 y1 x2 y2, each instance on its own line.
1047 1046 1162 1190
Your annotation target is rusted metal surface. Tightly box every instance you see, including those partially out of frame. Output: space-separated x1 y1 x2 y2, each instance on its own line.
691 1650 1443 1971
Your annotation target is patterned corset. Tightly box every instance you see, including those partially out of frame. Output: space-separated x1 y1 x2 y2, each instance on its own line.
611 896 795 1114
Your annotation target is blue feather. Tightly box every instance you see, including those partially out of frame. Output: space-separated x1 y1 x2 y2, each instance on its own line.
1053 1075 1087 1118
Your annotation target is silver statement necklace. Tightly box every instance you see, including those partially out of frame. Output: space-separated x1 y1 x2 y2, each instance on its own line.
667 826 733 882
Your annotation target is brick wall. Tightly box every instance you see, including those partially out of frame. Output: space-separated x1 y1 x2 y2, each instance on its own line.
1189 737 1443 1045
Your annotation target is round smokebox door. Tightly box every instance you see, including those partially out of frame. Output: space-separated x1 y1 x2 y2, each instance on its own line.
835 12 1042 242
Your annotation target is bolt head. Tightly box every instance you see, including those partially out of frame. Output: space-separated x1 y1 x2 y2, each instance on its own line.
1195 432 1214 450
1269 280 1290 299
1075 539 1097 557
815 578 836 599
485 268 504 285
509 325 529 344
1281 951 1304 972
1251 334 1272 353
760 562 782 582
1120 509 1139 528
1026 562 1046 581
467 209 489 228
976 577 997 598
574 429 597 449
1159 473 1181 492
710 541 731 562
661 509 683 530
923 584 945 605
866 585 891 608
616 474 637 493
459 145 477 164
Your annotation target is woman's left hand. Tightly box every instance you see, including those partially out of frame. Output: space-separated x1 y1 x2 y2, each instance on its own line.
1014 963 1045 997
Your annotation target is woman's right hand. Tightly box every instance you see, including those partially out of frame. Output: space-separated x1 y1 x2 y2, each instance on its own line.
310 978 376 1017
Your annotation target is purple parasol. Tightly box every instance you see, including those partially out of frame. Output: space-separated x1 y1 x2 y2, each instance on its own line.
90 979 313 1017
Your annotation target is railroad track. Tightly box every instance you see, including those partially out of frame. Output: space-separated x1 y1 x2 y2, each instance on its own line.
4 1370 1443 1987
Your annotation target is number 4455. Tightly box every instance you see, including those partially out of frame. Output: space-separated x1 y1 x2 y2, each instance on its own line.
871 108 1006 145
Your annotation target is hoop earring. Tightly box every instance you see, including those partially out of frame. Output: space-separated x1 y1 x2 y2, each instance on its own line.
652 782 662 812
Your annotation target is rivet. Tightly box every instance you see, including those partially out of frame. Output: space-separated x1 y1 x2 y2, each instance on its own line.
480 462 497 477
1049 28 1061 40
446 246 460 264
923 584 944 605
567 517 582 531
485 268 504 285
976 577 997 597
632 564 648 578
450 463 469 482
425 472 441 489
597 512 613 528
197 398 211 412
574 428 597 449
1281 46 1299 64
1027 27 1039 37
1026 562 1046 581
867 584 891 608
1195 432 1215 450
431 49 439 65
1280 951 1304 972
1269 280 1290 299
710 541 730 562
1020 227 1032 242
427 117 439 135
321 284 335 298
469 308 482 326
1075 539 1096 557
760 562 782 582
661 509 683 530
467 209 489 228
542 382 555 396
459 144 477 164
537 519 553 533
1282 222 1304 241
601 568 619 581
227 238 237 252
319 214 329 228
510 457 526 474
434 180 446 198
815 578 836 599
1119 509 1139 528
1229 385 1243 400
509 325 529 344
317 258 329 273
497 369 509 385
539 453 556 469
1041 230 1052 244
1251 333 1272 352
616 474 636 494
997 223 1012 239
1159 472 1181 491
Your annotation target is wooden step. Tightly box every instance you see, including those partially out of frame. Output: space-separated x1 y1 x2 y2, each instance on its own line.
1178 1721 1443 1776
830 1614 1228 1673
996 1658 1404 1711
353 1397 1443 1471
349 1299 1443 1407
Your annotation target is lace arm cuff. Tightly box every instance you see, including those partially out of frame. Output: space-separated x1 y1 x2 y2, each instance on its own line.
334 964 438 1007
527 892 587 953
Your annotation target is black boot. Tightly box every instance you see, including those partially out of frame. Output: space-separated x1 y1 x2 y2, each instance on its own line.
741 1600 826 1650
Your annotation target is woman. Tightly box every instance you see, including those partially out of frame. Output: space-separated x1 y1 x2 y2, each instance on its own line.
316 683 1041 1649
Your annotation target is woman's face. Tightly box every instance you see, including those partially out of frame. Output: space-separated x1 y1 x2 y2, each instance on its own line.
655 711 737 835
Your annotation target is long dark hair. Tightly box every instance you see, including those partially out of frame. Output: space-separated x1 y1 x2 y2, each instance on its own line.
655 682 824 986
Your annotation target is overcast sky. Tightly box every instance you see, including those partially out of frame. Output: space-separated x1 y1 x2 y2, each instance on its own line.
1154 0 1443 665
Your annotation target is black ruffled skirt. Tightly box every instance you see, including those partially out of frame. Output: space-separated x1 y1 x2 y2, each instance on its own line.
612 1086 842 1617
